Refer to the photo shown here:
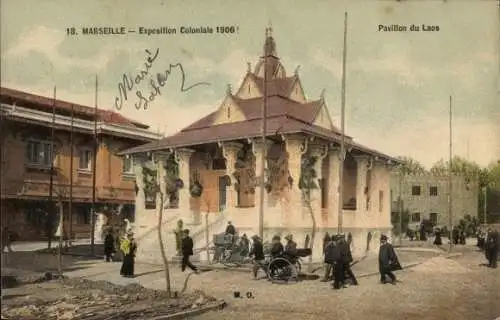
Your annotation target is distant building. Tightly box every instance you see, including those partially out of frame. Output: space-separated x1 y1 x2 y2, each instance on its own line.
390 173 479 227
0 87 160 240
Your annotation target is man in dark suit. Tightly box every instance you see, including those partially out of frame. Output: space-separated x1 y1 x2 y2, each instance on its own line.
249 235 266 279
378 234 402 285
485 228 499 269
181 229 198 273
337 233 358 286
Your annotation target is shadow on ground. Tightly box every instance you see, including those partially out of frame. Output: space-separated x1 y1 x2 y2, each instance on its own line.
35 243 105 258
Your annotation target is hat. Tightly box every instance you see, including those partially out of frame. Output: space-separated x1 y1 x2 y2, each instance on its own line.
380 234 388 241
272 235 281 241
284 234 293 240
251 235 259 240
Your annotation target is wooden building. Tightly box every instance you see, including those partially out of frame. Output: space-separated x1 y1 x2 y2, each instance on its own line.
0 87 160 240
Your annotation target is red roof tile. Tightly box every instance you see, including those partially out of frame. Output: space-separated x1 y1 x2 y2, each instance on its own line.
183 95 327 132
121 114 398 163
0 87 149 129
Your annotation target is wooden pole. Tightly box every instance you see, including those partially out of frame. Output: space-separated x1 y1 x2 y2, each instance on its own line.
57 196 63 275
91 76 98 254
399 170 403 246
258 26 269 240
69 104 74 246
448 95 453 253
47 87 56 249
338 12 348 234
205 213 210 264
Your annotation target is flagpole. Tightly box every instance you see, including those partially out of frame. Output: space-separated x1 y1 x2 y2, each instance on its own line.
448 95 453 253
69 104 74 246
258 26 269 240
338 12 348 234
91 76 98 254
47 86 56 249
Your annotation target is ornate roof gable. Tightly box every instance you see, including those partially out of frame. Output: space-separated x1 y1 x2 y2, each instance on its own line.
212 85 247 125
312 93 336 131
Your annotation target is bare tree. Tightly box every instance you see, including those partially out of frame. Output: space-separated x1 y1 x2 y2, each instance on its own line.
156 189 172 297
53 181 69 277
299 155 319 273
142 161 173 297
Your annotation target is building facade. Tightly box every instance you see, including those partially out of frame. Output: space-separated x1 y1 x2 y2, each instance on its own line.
0 87 160 240
123 30 401 262
390 173 479 228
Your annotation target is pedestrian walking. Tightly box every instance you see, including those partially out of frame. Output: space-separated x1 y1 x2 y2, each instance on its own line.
378 234 401 285
485 228 499 269
338 234 358 286
433 228 442 246
104 228 115 262
249 235 266 279
1 227 14 253
120 231 137 277
181 229 198 273
321 235 337 282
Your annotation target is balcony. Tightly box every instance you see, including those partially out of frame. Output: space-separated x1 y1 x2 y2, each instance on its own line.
1 179 134 203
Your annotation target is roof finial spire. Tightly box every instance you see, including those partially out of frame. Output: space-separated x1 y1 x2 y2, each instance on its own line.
226 84 232 95
266 20 273 37
320 88 326 100
294 65 301 75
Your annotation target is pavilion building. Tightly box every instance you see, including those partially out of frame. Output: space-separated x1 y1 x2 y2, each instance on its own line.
122 29 400 262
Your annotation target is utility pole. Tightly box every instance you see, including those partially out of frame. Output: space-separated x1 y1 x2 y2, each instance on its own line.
482 187 487 225
47 87 56 249
398 170 403 246
69 104 74 246
258 26 269 240
338 12 348 234
448 95 453 253
90 76 98 255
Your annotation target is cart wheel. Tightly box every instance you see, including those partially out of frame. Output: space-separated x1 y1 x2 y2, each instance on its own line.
295 260 302 274
267 257 297 283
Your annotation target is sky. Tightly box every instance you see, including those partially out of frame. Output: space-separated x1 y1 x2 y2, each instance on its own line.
1 0 499 168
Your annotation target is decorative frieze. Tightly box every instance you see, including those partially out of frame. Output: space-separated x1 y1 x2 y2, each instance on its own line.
220 141 243 208
133 154 148 210
174 148 195 223
353 155 370 213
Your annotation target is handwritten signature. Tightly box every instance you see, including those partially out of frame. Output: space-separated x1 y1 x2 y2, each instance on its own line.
114 48 211 110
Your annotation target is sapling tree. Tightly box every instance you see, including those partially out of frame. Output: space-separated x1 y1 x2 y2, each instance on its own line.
299 155 319 273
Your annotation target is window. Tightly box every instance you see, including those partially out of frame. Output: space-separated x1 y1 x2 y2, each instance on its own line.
429 212 439 224
411 185 421 196
122 156 134 174
79 149 93 170
429 186 438 196
227 106 231 119
26 140 54 167
379 190 384 212
411 212 421 222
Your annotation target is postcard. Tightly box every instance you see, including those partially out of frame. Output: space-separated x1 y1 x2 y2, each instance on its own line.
1 1 499 319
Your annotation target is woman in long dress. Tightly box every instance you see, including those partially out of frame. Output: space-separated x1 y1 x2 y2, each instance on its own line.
120 232 137 277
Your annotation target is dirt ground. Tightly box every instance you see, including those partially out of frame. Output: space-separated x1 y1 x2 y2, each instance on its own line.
196 251 500 320
1 274 218 320
1 247 498 320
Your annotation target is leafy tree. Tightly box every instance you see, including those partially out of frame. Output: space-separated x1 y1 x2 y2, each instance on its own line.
486 160 500 189
430 156 488 187
394 156 427 175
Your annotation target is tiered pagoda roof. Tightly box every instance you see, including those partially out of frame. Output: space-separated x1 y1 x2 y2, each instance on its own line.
124 29 397 163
